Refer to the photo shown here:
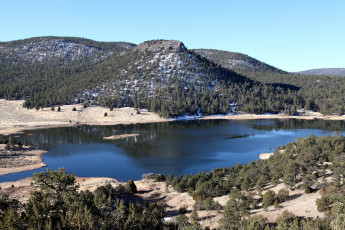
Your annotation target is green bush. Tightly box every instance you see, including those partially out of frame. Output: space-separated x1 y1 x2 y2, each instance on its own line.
126 180 137 194
179 207 187 214
277 188 289 203
154 174 166 182
263 190 276 208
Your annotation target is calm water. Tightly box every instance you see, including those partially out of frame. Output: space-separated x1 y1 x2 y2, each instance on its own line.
1 119 345 182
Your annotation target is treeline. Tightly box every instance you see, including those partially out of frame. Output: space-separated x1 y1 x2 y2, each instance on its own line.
0 36 135 53
238 70 345 115
194 48 345 116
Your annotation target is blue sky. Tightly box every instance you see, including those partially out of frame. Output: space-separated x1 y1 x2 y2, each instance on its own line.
1 0 344 72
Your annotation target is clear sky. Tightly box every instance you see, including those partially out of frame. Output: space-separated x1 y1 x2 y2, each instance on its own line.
1 0 344 72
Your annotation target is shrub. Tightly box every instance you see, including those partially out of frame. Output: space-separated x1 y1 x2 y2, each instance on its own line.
263 190 276 208
190 209 198 222
304 186 313 194
104 112 108 117
72 107 76 111
204 197 214 211
194 198 205 210
175 214 189 229
316 196 332 213
5 143 10 150
277 188 289 203
57 106 61 112
126 180 137 194
179 207 187 214
154 174 166 182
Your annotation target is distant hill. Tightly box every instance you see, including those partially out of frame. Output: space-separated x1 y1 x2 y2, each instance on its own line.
298 68 345 76
193 49 286 74
0 36 135 65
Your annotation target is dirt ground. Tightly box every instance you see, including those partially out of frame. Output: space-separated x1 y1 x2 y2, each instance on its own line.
0 144 46 176
201 110 345 121
0 99 170 135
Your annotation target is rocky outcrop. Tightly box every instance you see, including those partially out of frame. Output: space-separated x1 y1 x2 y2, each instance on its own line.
134 40 187 53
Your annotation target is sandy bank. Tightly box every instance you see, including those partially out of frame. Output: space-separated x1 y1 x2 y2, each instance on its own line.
201 110 345 121
0 100 170 135
104 134 140 140
0 144 46 176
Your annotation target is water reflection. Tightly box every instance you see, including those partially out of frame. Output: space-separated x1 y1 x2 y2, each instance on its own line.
1 119 345 182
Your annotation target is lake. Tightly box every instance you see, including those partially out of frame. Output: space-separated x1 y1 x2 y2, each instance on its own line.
1 119 345 182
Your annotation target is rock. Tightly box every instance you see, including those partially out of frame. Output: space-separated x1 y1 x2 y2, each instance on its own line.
134 40 187 53
259 153 273 160
142 173 155 180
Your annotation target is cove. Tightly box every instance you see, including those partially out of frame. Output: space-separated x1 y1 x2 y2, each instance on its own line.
1 119 345 182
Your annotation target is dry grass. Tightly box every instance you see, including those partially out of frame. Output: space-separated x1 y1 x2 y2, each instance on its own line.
0 99 170 135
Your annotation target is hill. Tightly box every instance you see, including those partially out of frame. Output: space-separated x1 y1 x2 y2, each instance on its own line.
1 37 345 117
0 37 297 117
0 36 135 64
298 68 345 76
193 49 286 74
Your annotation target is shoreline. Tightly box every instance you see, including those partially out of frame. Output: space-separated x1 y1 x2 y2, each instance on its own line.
0 99 343 177
0 99 171 136
0 145 47 176
1 100 345 136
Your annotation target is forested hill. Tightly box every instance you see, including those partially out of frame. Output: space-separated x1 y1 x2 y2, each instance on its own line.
194 49 345 116
298 68 345 77
0 36 135 65
0 37 298 117
193 49 286 74
1 36 345 117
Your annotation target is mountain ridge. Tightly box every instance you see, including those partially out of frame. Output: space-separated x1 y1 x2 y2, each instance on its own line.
298 68 345 76
0 36 135 65
193 48 286 74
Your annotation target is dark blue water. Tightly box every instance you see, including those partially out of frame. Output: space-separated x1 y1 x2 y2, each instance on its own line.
1 119 344 182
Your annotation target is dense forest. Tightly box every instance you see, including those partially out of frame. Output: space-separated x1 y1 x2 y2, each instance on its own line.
2 37 345 117
195 49 345 115
1 135 344 229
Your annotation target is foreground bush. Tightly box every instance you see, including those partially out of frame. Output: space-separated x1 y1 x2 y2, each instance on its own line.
0 168 165 230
